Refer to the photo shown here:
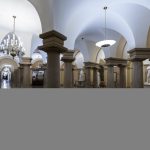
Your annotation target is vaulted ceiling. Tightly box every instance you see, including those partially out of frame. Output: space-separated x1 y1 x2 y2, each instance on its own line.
1 0 150 61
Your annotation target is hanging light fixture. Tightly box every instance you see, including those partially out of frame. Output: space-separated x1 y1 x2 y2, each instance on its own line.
96 6 116 48
0 16 25 60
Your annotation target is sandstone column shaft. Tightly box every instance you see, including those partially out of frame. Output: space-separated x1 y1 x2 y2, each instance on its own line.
119 66 126 88
39 30 68 88
47 52 60 88
132 61 143 88
64 62 73 88
62 51 75 88
107 65 114 88
20 57 32 88
93 68 99 88
22 64 31 88
85 67 91 88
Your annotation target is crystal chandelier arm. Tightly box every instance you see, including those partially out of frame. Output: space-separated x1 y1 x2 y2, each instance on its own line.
13 16 16 33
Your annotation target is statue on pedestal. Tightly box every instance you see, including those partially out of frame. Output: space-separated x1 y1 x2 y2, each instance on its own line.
146 66 150 84
79 69 85 81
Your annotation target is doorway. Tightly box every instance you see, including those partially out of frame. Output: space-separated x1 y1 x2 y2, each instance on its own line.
1 66 12 89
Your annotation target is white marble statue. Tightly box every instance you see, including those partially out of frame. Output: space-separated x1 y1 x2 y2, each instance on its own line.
79 69 85 81
146 66 150 84
97 72 101 87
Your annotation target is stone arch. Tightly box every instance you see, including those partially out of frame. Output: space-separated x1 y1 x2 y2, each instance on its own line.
0 56 19 72
28 0 53 32
147 26 150 48
116 36 127 58
96 49 106 65
73 50 85 69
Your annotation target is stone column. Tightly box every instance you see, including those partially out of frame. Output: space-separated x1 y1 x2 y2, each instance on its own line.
0 71 1 88
61 51 75 88
119 65 127 88
131 60 143 88
107 65 114 88
84 62 92 88
93 65 100 88
42 64 48 88
19 66 24 88
100 66 104 81
86 68 91 87
105 57 128 88
128 48 150 88
12 69 18 88
20 57 32 88
39 30 67 88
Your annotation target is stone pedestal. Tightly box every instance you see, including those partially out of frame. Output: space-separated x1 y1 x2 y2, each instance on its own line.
20 57 32 88
61 51 75 88
39 30 67 88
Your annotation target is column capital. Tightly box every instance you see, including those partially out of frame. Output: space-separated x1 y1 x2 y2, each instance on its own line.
20 57 32 65
105 57 127 66
39 30 67 41
38 30 68 53
84 62 100 69
61 51 75 62
128 48 150 61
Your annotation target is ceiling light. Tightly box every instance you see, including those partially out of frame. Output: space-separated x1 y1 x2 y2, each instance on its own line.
96 6 116 48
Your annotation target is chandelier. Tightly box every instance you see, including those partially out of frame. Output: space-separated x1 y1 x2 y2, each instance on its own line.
96 6 116 48
0 16 25 59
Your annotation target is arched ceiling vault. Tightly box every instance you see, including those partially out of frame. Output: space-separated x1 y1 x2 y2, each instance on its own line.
28 0 54 33
51 0 150 51
3 0 150 61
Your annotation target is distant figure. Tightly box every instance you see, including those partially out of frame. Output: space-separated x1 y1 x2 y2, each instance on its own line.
147 66 150 84
79 69 85 81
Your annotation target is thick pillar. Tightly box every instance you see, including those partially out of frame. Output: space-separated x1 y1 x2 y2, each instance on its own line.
39 30 67 88
84 62 92 88
19 66 24 88
100 66 104 81
107 65 114 88
12 69 18 88
61 51 75 88
119 65 127 88
42 64 48 88
93 65 100 88
131 60 143 88
0 71 1 88
20 57 32 88
105 57 128 88
127 48 150 88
